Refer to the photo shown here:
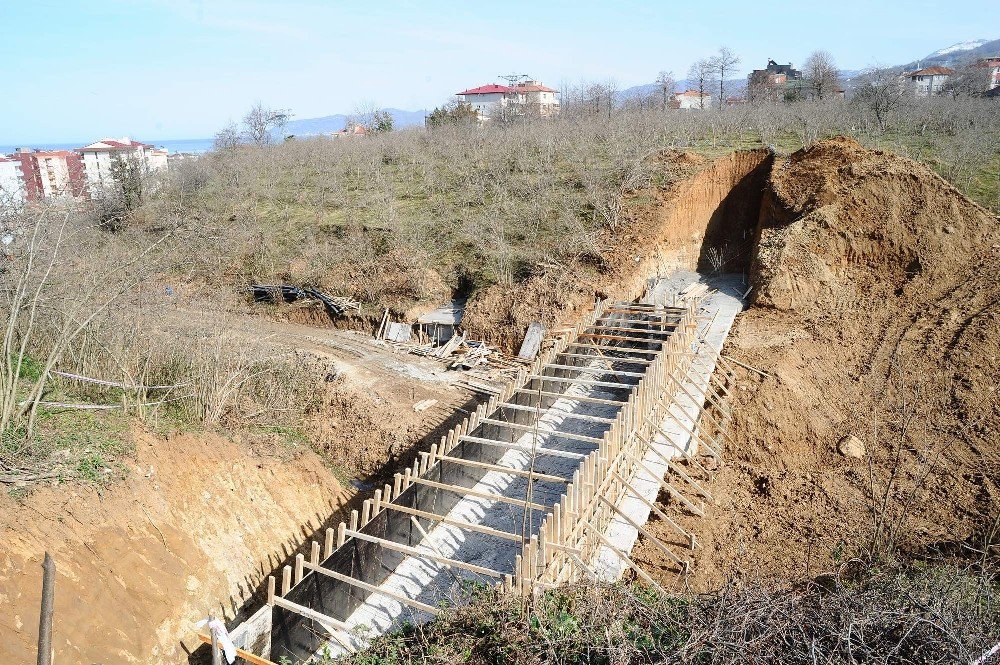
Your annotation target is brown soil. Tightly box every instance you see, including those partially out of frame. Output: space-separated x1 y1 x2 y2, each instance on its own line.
0 431 345 664
462 149 772 351
635 137 1000 589
0 308 482 664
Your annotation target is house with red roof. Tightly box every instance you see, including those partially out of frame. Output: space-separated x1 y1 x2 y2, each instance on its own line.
456 79 560 120
8 148 87 202
673 89 712 109
983 57 1000 91
77 137 168 197
511 80 560 117
905 66 955 97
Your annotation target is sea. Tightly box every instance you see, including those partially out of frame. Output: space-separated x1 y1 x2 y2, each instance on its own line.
0 137 214 155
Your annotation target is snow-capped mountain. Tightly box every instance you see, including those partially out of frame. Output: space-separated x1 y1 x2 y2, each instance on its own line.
928 39 990 58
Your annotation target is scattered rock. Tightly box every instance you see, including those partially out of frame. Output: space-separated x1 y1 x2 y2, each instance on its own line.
837 434 866 458
944 225 955 234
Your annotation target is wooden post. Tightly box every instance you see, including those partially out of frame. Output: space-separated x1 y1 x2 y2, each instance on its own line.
336 522 346 548
281 565 292 595
266 576 275 606
209 610 222 665
36 552 54 665
311 541 320 566
325 528 335 558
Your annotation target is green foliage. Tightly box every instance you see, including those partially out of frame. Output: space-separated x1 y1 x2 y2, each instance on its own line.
369 109 394 134
426 101 479 128
338 562 999 665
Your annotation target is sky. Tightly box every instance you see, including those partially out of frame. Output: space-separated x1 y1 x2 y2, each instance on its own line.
0 0 992 143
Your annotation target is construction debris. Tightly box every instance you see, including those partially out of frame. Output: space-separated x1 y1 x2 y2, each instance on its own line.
517 322 545 360
384 322 412 343
250 285 361 318
412 399 438 412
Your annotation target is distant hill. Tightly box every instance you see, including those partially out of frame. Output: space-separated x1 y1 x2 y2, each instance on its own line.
900 38 1000 71
619 38 999 102
284 108 425 136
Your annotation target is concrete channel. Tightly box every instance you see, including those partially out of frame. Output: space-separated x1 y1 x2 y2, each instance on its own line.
224 271 744 663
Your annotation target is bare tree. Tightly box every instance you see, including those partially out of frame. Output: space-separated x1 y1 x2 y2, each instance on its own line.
212 122 241 152
804 50 841 100
655 70 676 111
349 102 394 133
709 47 741 108
943 62 993 98
688 59 714 109
242 103 291 147
853 66 905 133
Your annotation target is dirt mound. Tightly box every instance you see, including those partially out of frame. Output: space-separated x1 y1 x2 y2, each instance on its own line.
0 431 346 664
637 137 1000 589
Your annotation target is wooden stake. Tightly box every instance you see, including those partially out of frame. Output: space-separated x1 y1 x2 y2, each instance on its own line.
344 529 503 578
301 560 440 615
36 552 54 665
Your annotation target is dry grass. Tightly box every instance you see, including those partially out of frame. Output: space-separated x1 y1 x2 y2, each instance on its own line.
337 559 999 665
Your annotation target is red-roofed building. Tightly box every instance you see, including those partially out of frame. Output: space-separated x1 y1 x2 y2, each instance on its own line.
673 89 712 109
9 148 87 202
456 79 560 120
905 66 955 96
984 58 1000 91
77 137 168 197
512 80 560 117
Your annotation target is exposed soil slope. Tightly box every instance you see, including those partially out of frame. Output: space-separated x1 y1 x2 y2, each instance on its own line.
637 137 1000 588
463 149 771 351
0 432 345 664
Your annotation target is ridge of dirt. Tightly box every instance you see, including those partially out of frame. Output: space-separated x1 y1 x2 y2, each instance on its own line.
462 149 772 351
0 431 346 664
636 136 1000 589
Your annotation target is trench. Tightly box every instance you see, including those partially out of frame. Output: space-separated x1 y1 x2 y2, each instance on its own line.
202 149 776 663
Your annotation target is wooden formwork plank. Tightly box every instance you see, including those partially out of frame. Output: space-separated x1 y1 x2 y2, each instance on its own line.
272 595 350 631
479 418 605 443
496 401 615 424
196 633 277 665
597 495 688 569
382 502 524 542
593 316 683 327
344 529 504 578
585 324 677 336
587 526 667 593
435 453 569 483
611 470 697 549
458 434 588 460
301 560 440 615
555 352 654 366
511 388 629 406
577 333 667 345
528 374 636 390
563 343 659 357
542 363 646 378
408 476 549 511
621 448 705 516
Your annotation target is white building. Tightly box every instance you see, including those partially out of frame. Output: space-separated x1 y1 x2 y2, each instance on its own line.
905 66 954 97
985 58 1000 91
674 89 712 109
77 137 168 197
456 80 560 120
456 84 516 120
512 80 560 117
0 156 24 208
